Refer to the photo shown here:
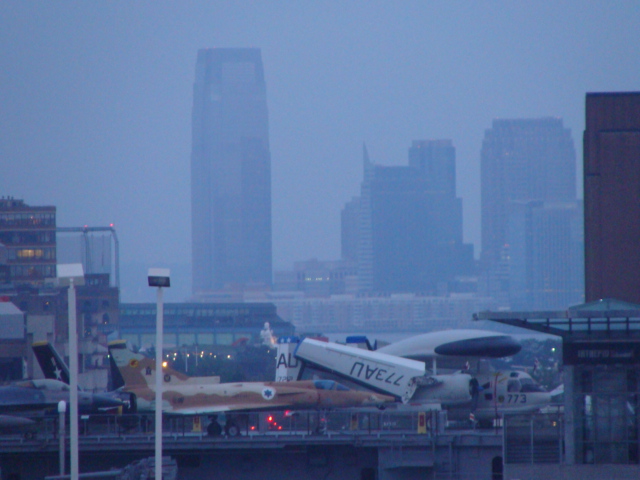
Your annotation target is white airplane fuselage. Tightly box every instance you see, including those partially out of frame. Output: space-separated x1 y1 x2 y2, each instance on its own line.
296 330 552 422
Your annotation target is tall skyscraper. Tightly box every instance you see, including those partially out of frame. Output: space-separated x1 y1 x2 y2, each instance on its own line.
352 141 473 294
584 92 640 304
190 48 272 294
480 118 581 308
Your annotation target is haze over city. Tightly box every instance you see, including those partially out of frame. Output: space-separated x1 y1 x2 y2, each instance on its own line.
1 2 639 302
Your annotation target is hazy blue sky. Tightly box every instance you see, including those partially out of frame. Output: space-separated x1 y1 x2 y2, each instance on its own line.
1 2 638 302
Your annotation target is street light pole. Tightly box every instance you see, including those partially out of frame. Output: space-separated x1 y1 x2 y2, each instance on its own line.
148 268 170 480
57 263 84 480
155 284 163 480
69 277 78 480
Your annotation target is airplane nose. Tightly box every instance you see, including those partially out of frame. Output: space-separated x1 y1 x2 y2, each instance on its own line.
93 393 125 412
363 393 395 406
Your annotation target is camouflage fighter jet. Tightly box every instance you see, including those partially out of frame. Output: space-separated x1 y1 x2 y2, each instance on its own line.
108 340 395 436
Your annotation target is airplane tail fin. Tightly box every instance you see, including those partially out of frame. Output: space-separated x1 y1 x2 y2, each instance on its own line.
345 336 373 350
108 340 220 389
108 340 158 388
32 341 70 384
107 342 126 390
275 336 302 382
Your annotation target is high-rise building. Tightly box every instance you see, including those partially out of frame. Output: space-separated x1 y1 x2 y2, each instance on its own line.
480 118 580 308
584 92 640 304
506 201 584 310
0 197 56 286
341 196 360 263
191 48 272 294
353 141 473 294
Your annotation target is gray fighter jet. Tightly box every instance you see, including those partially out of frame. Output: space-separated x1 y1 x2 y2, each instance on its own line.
0 378 124 433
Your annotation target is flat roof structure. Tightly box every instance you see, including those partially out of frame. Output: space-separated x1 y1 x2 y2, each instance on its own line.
474 298 640 340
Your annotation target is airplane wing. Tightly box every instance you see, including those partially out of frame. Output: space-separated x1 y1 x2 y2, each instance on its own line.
167 404 286 415
295 338 426 402
0 414 37 428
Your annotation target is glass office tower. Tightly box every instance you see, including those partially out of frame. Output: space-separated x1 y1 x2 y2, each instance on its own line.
190 48 272 293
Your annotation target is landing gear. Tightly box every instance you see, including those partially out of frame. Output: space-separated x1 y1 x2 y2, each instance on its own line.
477 419 493 429
207 416 222 437
225 421 240 437
207 414 245 437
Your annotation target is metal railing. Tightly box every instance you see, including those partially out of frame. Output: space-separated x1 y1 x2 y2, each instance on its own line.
504 412 564 464
1 409 452 444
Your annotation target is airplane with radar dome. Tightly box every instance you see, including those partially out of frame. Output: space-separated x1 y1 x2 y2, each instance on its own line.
277 330 551 427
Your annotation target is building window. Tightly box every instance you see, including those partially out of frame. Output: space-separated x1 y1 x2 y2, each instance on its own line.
576 366 640 464
9 248 45 260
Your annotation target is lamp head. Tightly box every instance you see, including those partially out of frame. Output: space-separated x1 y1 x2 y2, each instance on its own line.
56 263 85 286
148 268 170 288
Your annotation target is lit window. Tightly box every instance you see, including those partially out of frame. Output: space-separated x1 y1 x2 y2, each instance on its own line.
17 249 44 259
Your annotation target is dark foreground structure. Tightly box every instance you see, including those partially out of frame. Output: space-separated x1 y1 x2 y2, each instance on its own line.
477 299 640 479
584 92 640 304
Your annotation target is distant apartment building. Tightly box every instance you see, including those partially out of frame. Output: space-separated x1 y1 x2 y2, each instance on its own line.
584 92 640 304
0 198 119 386
190 48 272 294
480 118 582 309
347 142 473 295
270 292 496 334
273 258 358 297
0 197 56 286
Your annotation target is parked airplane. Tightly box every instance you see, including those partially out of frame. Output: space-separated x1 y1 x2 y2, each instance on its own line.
292 338 476 408
460 368 550 426
32 340 139 413
0 378 124 436
373 330 551 426
289 330 551 427
108 340 395 436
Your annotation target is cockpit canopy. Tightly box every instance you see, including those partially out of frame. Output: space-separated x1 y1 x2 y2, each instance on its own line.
313 380 350 391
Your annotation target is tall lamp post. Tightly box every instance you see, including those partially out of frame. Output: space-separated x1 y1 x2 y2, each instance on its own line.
148 268 170 480
57 263 84 480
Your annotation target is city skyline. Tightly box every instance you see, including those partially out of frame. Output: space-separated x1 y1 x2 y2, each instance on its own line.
1 3 638 302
